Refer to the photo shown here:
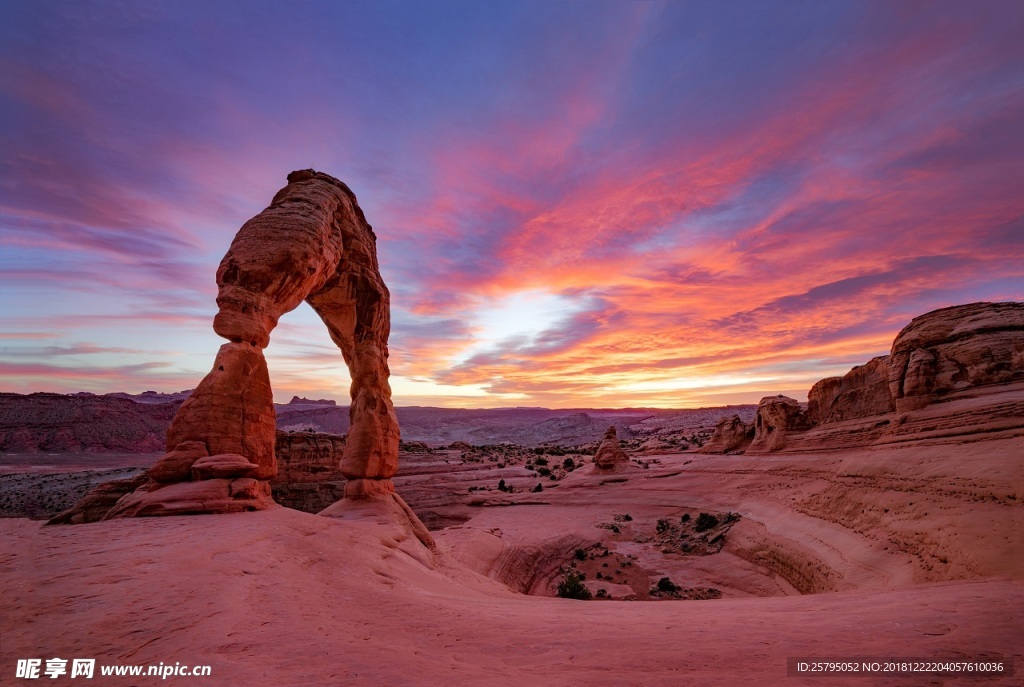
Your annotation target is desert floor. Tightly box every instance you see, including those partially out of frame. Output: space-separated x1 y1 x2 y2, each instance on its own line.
3 436 1022 686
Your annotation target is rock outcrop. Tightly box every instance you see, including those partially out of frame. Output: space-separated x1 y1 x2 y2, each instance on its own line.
806 377 842 426
741 301 1024 453
700 415 754 454
748 396 811 453
593 426 629 469
52 171 422 536
806 357 895 426
887 302 1024 412
271 431 347 513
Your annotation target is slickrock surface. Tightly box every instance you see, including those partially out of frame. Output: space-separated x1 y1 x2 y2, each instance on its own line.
593 426 629 469
5 427 1022 685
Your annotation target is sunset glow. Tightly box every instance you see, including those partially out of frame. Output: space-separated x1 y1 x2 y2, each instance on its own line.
1 1 1022 407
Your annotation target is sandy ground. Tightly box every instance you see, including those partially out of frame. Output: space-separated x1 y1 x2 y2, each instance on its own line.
3 436 1022 686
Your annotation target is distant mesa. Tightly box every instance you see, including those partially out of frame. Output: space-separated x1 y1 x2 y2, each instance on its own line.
288 396 337 406
593 426 630 470
51 170 432 547
703 301 1024 454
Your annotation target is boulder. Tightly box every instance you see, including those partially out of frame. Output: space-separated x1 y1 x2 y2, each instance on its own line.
190 453 260 480
148 440 208 483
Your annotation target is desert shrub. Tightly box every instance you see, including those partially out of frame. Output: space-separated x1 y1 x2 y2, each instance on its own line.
681 513 691 523
532 483 543 493
574 548 588 561
497 479 508 492
563 457 575 470
596 589 609 598
557 572 592 600
537 467 551 476
657 577 680 593
694 513 719 531
534 457 549 466
656 518 671 533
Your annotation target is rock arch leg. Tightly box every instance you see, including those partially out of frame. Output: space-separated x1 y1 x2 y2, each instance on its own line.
306 274 400 497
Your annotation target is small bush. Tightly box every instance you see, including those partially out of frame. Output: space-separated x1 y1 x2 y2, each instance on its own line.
596 589 609 598
574 548 588 561
532 483 543 493
534 457 549 466
657 577 680 593
537 467 551 476
681 513 691 523
694 513 719 532
557 572 592 600
656 519 671 533
497 479 508 492
562 457 575 470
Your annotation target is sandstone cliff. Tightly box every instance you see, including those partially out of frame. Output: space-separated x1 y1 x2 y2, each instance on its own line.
708 301 1024 453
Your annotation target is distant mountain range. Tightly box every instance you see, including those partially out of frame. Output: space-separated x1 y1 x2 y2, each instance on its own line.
0 391 756 453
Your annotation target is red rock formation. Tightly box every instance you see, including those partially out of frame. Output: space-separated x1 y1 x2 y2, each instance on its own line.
593 426 629 469
273 430 346 484
164 342 277 479
888 302 1024 412
748 396 811 453
700 415 754 454
270 431 347 514
806 377 842 425
54 171 415 528
826 356 895 422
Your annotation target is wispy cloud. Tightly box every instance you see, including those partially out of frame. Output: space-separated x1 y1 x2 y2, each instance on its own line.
1 1 1022 406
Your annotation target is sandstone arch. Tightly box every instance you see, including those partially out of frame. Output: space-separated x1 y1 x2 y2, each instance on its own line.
52 171 425 540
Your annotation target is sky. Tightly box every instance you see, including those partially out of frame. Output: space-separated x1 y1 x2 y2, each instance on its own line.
1 0 1023 409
